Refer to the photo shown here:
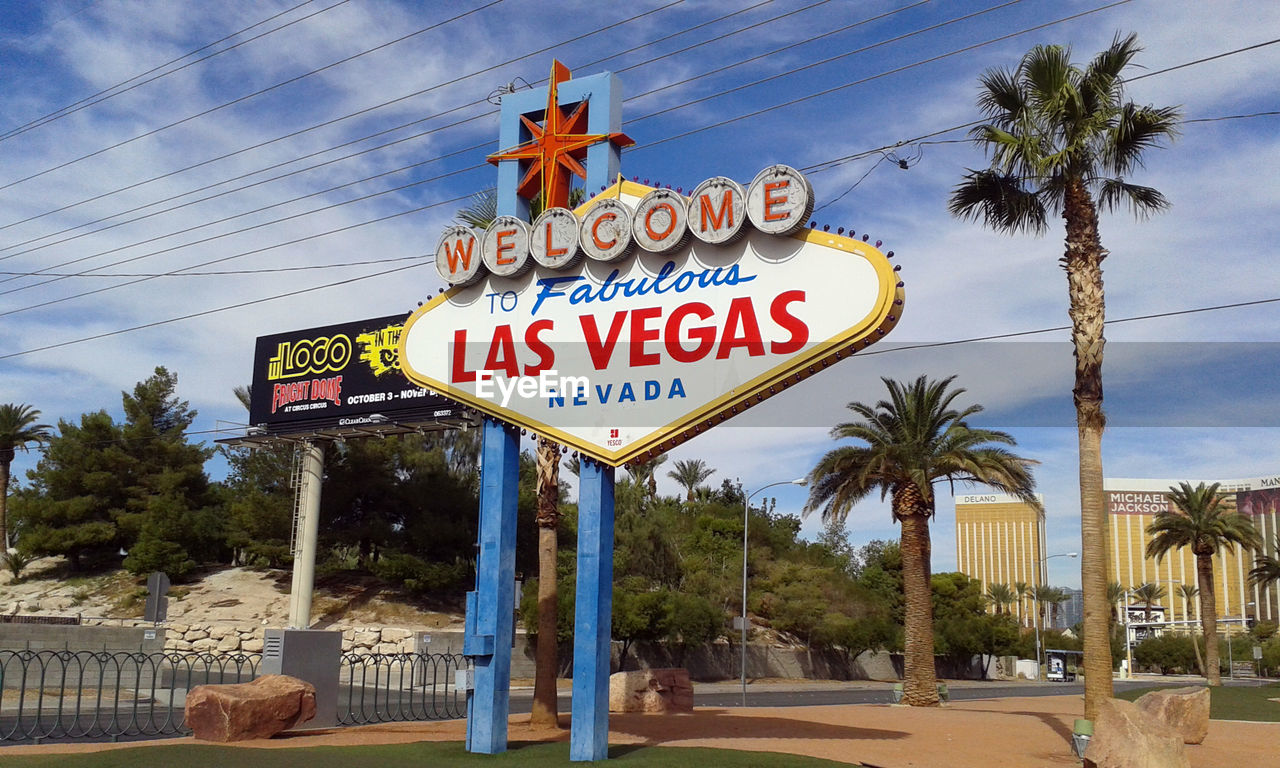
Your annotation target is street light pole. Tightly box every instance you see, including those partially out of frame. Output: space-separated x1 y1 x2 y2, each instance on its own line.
741 477 806 706
1035 552 1077 680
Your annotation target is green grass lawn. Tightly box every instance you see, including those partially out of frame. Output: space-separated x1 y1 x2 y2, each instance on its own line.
1117 682 1280 722
1 742 852 768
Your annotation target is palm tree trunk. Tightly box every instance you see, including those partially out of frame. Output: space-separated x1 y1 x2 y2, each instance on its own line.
1197 554 1221 686
1063 176 1114 719
897 505 939 706
1190 631 1205 678
530 437 561 728
0 458 10 552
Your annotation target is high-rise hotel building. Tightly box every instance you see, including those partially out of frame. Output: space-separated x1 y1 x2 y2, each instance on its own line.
955 493 1047 619
1107 476 1280 625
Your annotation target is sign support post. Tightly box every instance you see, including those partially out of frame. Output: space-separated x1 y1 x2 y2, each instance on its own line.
287 440 324 629
570 458 616 761
464 418 520 754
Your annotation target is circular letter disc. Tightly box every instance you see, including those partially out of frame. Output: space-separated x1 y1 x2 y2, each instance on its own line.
481 216 532 278
632 188 690 254
746 165 814 236
530 207 583 269
687 176 747 245
580 198 635 263
435 225 486 286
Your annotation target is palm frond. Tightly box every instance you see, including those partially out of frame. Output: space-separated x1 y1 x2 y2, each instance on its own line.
949 170 1048 235
1096 178 1169 218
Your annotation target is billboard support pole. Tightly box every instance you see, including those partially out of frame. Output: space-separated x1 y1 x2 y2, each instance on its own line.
465 418 520 754
287 440 325 629
570 458 616 761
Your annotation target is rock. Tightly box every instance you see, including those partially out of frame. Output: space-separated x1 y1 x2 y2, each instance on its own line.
242 637 264 653
608 668 694 714
352 630 380 647
1135 686 1210 745
381 627 412 643
185 674 317 742
216 634 241 652
1085 697 1189 768
373 642 401 655
186 629 210 641
169 639 193 651
192 638 219 653
209 625 234 640
169 623 190 635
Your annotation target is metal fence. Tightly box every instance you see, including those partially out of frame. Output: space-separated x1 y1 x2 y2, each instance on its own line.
338 651 466 725
0 649 467 743
0 650 260 742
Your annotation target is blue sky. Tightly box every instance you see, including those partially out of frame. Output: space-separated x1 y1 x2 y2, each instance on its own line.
1 0 1278 588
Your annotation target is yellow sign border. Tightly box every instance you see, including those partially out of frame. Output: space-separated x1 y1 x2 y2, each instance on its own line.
399 181 903 466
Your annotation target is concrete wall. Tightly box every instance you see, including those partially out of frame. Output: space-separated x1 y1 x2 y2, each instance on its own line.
0 624 166 653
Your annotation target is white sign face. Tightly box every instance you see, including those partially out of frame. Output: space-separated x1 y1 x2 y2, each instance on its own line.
401 180 902 466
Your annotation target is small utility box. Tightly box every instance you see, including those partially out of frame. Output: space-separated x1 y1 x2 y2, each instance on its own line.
259 629 343 728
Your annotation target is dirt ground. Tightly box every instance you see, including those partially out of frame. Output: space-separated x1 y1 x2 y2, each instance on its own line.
8 695 1279 767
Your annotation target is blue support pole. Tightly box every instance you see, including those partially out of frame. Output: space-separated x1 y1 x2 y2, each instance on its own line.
464 418 520 754
570 458 616 761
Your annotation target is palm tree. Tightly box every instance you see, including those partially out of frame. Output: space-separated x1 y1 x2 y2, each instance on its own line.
668 459 716 502
1250 533 1280 589
626 454 667 500
0 404 53 551
1146 481 1260 685
1130 582 1166 624
1106 581 1126 623
1178 583 1204 675
1013 580 1031 626
804 375 1037 706
1032 584 1060 630
985 583 1016 615
949 33 1180 718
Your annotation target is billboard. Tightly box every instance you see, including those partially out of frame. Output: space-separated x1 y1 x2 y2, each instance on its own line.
399 173 903 466
248 314 465 436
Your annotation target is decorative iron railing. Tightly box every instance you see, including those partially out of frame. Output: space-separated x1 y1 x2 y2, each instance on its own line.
337 651 466 725
0 649 467 743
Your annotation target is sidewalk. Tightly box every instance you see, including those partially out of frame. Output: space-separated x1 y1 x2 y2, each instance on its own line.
7 690 1278 767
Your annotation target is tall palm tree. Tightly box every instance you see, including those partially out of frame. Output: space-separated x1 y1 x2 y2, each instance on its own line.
668 459 716 502
0 404 53 552
804 375 1037 706
1147 482 1260 686
1250 533 1280 589
626 454 667 500
985 583 1016 615
1178 583 1204 675
1130 582 1166 624
1013 580 1032 626
1106 581 1126 623
949 33 1180 718
1032 584 1060 630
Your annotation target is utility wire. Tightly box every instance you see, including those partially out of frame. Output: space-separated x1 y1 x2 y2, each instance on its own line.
0 0 696 235
635 0 1134 153
0 0 348 142
0 254 427 278
2 46 1273 303
0 166 489 313
0 0 507 193
0 0 913 274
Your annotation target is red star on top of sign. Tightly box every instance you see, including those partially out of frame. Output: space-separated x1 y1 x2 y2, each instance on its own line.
486 60 634 210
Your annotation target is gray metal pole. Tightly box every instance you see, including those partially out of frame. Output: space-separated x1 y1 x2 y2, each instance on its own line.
288 441 325 629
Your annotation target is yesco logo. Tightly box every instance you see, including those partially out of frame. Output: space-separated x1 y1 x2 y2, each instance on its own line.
435 165 814 286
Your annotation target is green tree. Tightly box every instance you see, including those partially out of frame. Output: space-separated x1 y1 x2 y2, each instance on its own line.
1146 481 1260 685
804 375 1038 706
0 404 52 551
612 578 669 670
1107 581 1126 622
1012 580 1031 626
949 33 1180 718
984 583 1015 615
667 459 716 502
1130 582 1166 623
1250 533 1280 590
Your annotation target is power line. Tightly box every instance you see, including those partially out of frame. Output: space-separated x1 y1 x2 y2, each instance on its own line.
0 0 507 193
635 0 1135 153
0 168 488 314
0 254 427 278
0 0 910 274
0 0 349 142
0 0 697 236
